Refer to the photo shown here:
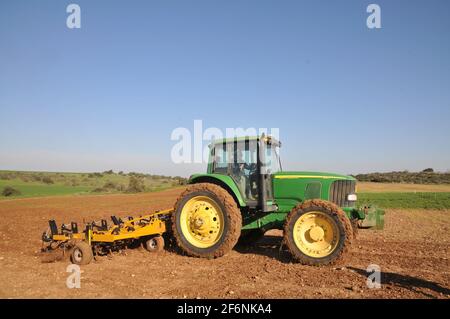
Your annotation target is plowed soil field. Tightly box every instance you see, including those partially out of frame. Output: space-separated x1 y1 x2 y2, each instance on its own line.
0 188 449 298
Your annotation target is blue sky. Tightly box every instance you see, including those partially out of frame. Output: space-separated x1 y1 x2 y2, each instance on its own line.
1 0 449 177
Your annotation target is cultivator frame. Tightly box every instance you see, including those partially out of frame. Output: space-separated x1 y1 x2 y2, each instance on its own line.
41 209 173 265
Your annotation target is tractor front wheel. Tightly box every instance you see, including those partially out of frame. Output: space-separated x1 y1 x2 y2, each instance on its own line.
172 183 242 258
283 199 353 266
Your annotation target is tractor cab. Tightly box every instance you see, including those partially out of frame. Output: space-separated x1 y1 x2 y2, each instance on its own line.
208 135 281 212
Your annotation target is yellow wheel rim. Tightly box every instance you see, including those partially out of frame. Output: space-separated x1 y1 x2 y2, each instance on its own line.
180 196 225 248
293 211 339 258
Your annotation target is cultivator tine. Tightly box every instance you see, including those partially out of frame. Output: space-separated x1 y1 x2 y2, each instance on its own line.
41 232 51 242
101 219 108 231
85 224 93 245
111 215 120 225
49 220 58 236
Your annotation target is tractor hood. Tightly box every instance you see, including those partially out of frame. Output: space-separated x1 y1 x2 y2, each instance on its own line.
273 171 355 181
272 171 357 214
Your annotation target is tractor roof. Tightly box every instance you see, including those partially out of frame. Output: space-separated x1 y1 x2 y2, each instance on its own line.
210 135 281 147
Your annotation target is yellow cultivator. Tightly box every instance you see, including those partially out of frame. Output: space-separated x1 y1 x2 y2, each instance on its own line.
41 209 173 265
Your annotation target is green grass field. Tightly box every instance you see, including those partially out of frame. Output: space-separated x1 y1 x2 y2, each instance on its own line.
0 170 186 199
0 180 91 198
358 192 450 210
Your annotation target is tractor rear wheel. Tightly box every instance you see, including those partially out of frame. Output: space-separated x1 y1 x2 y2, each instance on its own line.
283 199 353 266
172 183 242 258
70 241 93 265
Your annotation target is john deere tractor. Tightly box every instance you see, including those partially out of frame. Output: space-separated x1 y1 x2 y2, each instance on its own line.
171 135 384 265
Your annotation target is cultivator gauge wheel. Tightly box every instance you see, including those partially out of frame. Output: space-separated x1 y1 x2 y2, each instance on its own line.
144 235 165 253
70 242 93 265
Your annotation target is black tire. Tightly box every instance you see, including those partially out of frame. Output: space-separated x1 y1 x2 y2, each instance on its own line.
70 241 93 265
238 229 265 245
171 183 242 258
283 199 353 266
143 235 165 253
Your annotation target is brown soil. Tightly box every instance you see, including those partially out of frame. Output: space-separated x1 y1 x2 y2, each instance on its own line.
0 189 449 299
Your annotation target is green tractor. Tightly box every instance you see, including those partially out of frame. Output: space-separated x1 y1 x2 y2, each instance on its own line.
171 135 384 265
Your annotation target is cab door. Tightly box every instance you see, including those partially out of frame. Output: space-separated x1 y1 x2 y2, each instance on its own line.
258 138 279 212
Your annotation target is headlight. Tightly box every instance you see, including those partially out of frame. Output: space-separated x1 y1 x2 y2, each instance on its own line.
347 194 357 201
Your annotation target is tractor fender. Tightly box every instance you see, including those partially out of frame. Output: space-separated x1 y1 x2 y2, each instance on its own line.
188 174 246 207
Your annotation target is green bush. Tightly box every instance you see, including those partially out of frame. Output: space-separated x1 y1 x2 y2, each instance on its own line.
0 173 11 180
126 176 146 193
174 176 188 185
128 172 146 178
103 181 118 190
42 176 54 184
20 175 30 182
31 174 42 182
63 178 79 187
88 172 103 178
2 186 21 197
91 187 104 193
90 181 120 193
